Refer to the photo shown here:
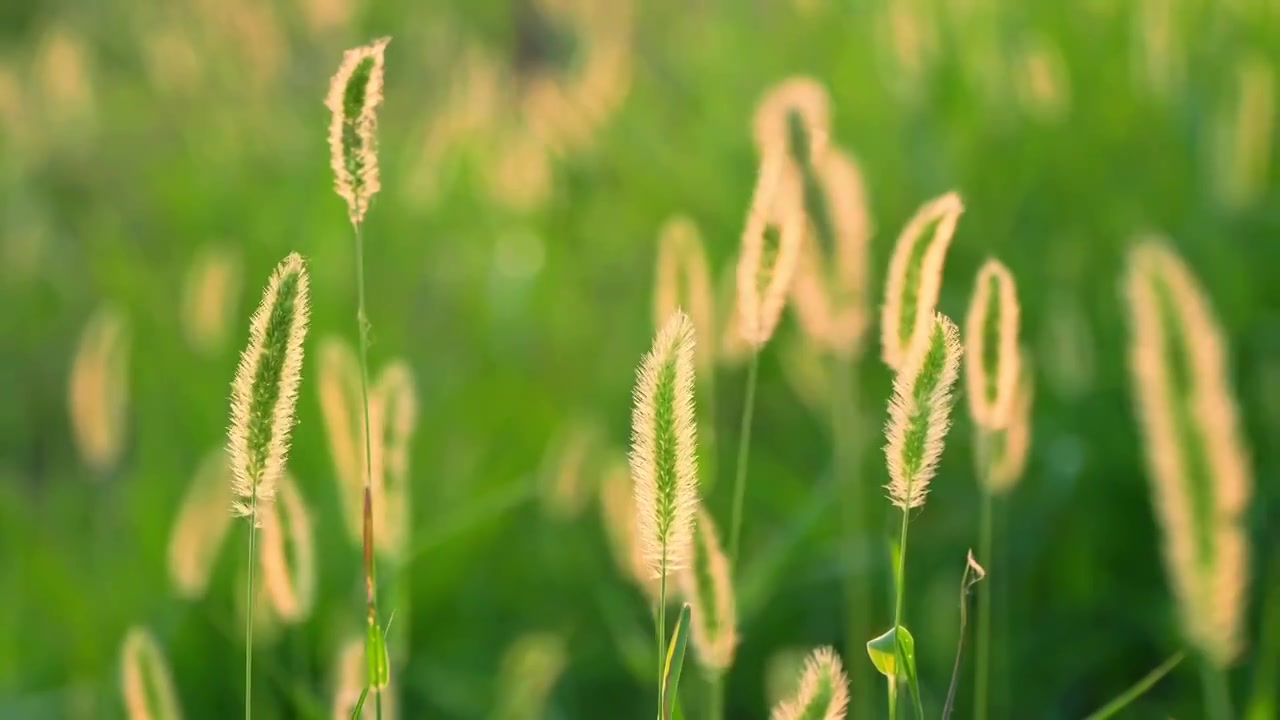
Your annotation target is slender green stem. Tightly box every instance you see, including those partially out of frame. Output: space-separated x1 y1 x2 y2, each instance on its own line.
709 673 724 720
890 507 911 720
1201 660 1233 720
975 456 994 720
244 502 258 720
1082 651 1185 720
727 352 760 572
657 552 668 720
353 221 383 720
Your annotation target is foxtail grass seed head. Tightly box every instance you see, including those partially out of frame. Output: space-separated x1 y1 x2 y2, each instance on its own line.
986 350 1034 494
737 152 805 348
678 505 737 673
181 246 241 355
326 36 390 226
764 648 809 709
885 313 963 510
333 635 398 720
880 191 963 369
539 422 599 520
1212 53 1274 210
752 76 830 164
769 646 850 720
493 632 569 720
317 335 365 542
600 458 661 601
227 253 310 521
964 259 1021 430
68 305 129 474
654 215 717 374
260 472 316 623
1124 238 1253 666
120 627 182 720
630 310 699 577
167 448 234 598
369 360 418 558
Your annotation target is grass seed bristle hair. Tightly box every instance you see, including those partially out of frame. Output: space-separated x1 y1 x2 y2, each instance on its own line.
227 252 310 520
68 305 129 474
600 458 660 600
964 259 1021 430
168 448 234 598
752 76 830 164
259 472 316 623
1123 238 1252 669
654 215 716 374
678 505 737 673
326 37 390 226
885 312 963 510
120 627 182 720
880 191 964 369
630 310 699 577
769 646 850 720
736 152 805 348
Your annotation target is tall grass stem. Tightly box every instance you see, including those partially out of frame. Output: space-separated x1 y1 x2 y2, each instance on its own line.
1082 651 1185 720
728 352 760 571
244 497 257 720
657 554 668 719
831 352 871 718
975 435 994 720
890 507 911 720
1201 661 1233 720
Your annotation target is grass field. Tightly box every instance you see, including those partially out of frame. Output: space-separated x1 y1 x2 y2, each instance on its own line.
2 0 1279 718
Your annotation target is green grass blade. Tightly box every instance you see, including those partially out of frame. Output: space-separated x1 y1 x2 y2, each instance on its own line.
349 688 369 720
661 603 693 720
1083 652 1185 720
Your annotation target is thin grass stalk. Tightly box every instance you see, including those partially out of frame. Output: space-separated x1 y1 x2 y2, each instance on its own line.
727 351 759 571
1082 651 1185 720
974 437 993 720
709 674 723 719
831 350 871 719
889 506 910 720
1201 661 1233 720
245 507 257 720
656 553 667 719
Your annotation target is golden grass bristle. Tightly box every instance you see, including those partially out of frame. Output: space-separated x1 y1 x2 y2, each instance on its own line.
769 646 850 720
68 305 129 474
1124 238 1253 666
765 647 809 709
368 360 418 558
737 152 806 348
880 191 963 369
752 76 830 163
120 627 182 720
964 259 1021 430
540 422 599 520
332 635 398 720
492 632 569 720
326 37 390 226
986 350 1034 494
600 458 662 600
260 471 316 623
227 253 310 521
885 312 963 510
1213 53 1274 210
630 310 699 577
654 215 717 375
678 505 737 673
317 336 364 539
167 449 234 598
182 246 241 355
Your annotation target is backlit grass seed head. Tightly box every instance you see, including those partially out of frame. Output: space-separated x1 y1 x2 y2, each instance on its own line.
880 191 963 369
630 310 699 577
600 458 661 601
885 312 963 510
326 36 390 226
753 76 830 169
369 361 418 558
540 422 599 520
167 449 234 598
769 646 850 720
227 253 310 521
68 305 129 474
964 259 1021 430
1212 53 1274 210
120 627 182 720
1124 238 1253 666
788 147 873 357
654 215 716 375
737 152 806 348
181 246 241 355
678 505 737 673
260 471 315 623
333 635 398 720
493 632 569 720
986 350 1034 494
317 335 364 539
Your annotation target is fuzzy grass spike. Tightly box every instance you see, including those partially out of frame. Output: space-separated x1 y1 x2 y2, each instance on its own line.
769 646 850 720
880 192 963 369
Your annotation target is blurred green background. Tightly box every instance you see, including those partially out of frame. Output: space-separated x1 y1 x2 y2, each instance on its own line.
2 0 1280 717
